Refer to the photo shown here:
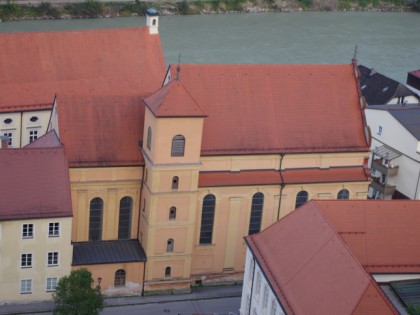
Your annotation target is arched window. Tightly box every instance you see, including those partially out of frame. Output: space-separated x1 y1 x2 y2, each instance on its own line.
167 239 174 252
147 127 152 150
172 176 179 190
295 191 308 209
199 194 216 245
152 18 156 26
89 198 103 241
114 269 126 287
171 135 185 157
169 207 176 220
165 266 171 278
248 192 264 235
337 189 350 200
118 197 132 240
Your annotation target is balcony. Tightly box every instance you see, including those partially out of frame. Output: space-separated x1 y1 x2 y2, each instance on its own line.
371 159 399 177
370 180 396 196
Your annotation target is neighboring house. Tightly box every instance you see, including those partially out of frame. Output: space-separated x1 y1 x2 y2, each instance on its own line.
241 200 420 315
365 104 420 199
407 69 420 91
1 12 373 297
0 131 73 303
358 65 419 105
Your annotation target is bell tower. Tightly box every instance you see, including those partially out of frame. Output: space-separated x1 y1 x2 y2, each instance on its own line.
140 77 207 294
146 8 159 35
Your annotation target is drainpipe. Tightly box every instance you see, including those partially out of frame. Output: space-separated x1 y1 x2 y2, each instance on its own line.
277 154 285 221
20 111 23 147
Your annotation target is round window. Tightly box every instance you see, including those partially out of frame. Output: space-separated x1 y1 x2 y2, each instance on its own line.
4 118 12 124
30 116 39 122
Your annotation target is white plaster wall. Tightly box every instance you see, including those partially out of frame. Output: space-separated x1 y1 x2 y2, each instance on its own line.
366 109 420 199
240 249 285 315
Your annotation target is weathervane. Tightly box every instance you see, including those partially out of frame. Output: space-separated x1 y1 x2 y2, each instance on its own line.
175 53 181 81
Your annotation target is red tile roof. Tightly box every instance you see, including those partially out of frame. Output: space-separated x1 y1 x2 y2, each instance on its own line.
317 200 420 273
0 146 72 220
198 167 368 187
144 80 207 118
170 64 369 155
246 199 420 314
57 94 145 167
246 201 396 315
0 103 52 113
0 27 166 107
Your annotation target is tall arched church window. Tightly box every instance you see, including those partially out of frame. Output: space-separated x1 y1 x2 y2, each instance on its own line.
167 239 174 252
199 194 216 245
147 127 152 150
248 192 264 235
165 266 171 278
114 269 126 287
295 191 308 209
89 198 103 241
337 189 350 200
118 197 132 240
171 135 185 157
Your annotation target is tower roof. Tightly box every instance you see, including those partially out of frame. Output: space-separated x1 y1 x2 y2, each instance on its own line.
144 79 207 118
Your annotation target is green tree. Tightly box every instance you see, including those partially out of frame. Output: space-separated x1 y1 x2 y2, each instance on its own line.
53 269 104 315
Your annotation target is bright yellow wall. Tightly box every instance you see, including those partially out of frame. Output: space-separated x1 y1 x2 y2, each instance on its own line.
0 217 72 302
70 166 143 242
72 262 145 296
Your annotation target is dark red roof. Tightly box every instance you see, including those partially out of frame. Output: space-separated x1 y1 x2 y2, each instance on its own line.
198 167 368 187
0 146 72 220
25 130 61 148
57 94 145 167
0 27 166 107
170 64 369 155
144 80 207 118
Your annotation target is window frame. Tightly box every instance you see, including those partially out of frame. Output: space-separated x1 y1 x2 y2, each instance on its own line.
29 129 39 143
48 222 60 238
165 266 171 278
46 277 58 292
199 194 216 245
3 132 13 147
337 189 350 200
248 192 264 235
89 197 103 241
172 176 179 190
169 206 176 220
47 252 59 267
295 190 309 209
21 253 33 268
171 135 185 157
22 223 34 239
20 279 32 294
118 197 132 240
114 269 126 287
166 239 174 252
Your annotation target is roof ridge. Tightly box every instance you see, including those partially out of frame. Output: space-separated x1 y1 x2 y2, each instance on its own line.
0 26 148 36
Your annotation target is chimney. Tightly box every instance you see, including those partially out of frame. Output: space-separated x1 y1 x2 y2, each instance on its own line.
146 8 159 35
1 135 9 149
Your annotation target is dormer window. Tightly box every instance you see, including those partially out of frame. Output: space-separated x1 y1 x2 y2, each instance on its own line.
171 135 185 157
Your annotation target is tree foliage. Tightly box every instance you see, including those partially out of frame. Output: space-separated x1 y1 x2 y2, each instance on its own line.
53 269 104 315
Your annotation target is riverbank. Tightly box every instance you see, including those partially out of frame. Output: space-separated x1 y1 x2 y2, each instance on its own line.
0 0 418 22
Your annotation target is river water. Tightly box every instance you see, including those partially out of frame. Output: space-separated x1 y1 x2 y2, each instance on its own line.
0 12 419 82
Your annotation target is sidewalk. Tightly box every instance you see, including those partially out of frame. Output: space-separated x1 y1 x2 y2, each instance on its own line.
0 284 243 315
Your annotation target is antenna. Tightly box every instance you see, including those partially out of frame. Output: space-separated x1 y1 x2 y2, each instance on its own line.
175 53 181 81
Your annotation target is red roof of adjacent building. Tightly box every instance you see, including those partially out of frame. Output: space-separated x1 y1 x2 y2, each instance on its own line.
316 200 420 273
56 94 145 167
25 130 62 148
198 167 368 187
144 80 207 118
0 27 165 107
169 64 369 155
245 200 420 314
0 146 72 220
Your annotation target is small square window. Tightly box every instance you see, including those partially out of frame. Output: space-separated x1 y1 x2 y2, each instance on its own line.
47 252 59 267
377 125 383 135
29 130 38 143
3 132 13 147
48 222 60 237
22 224 34 239
20 279 32 294
46 277 58 292
21 253 32 268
